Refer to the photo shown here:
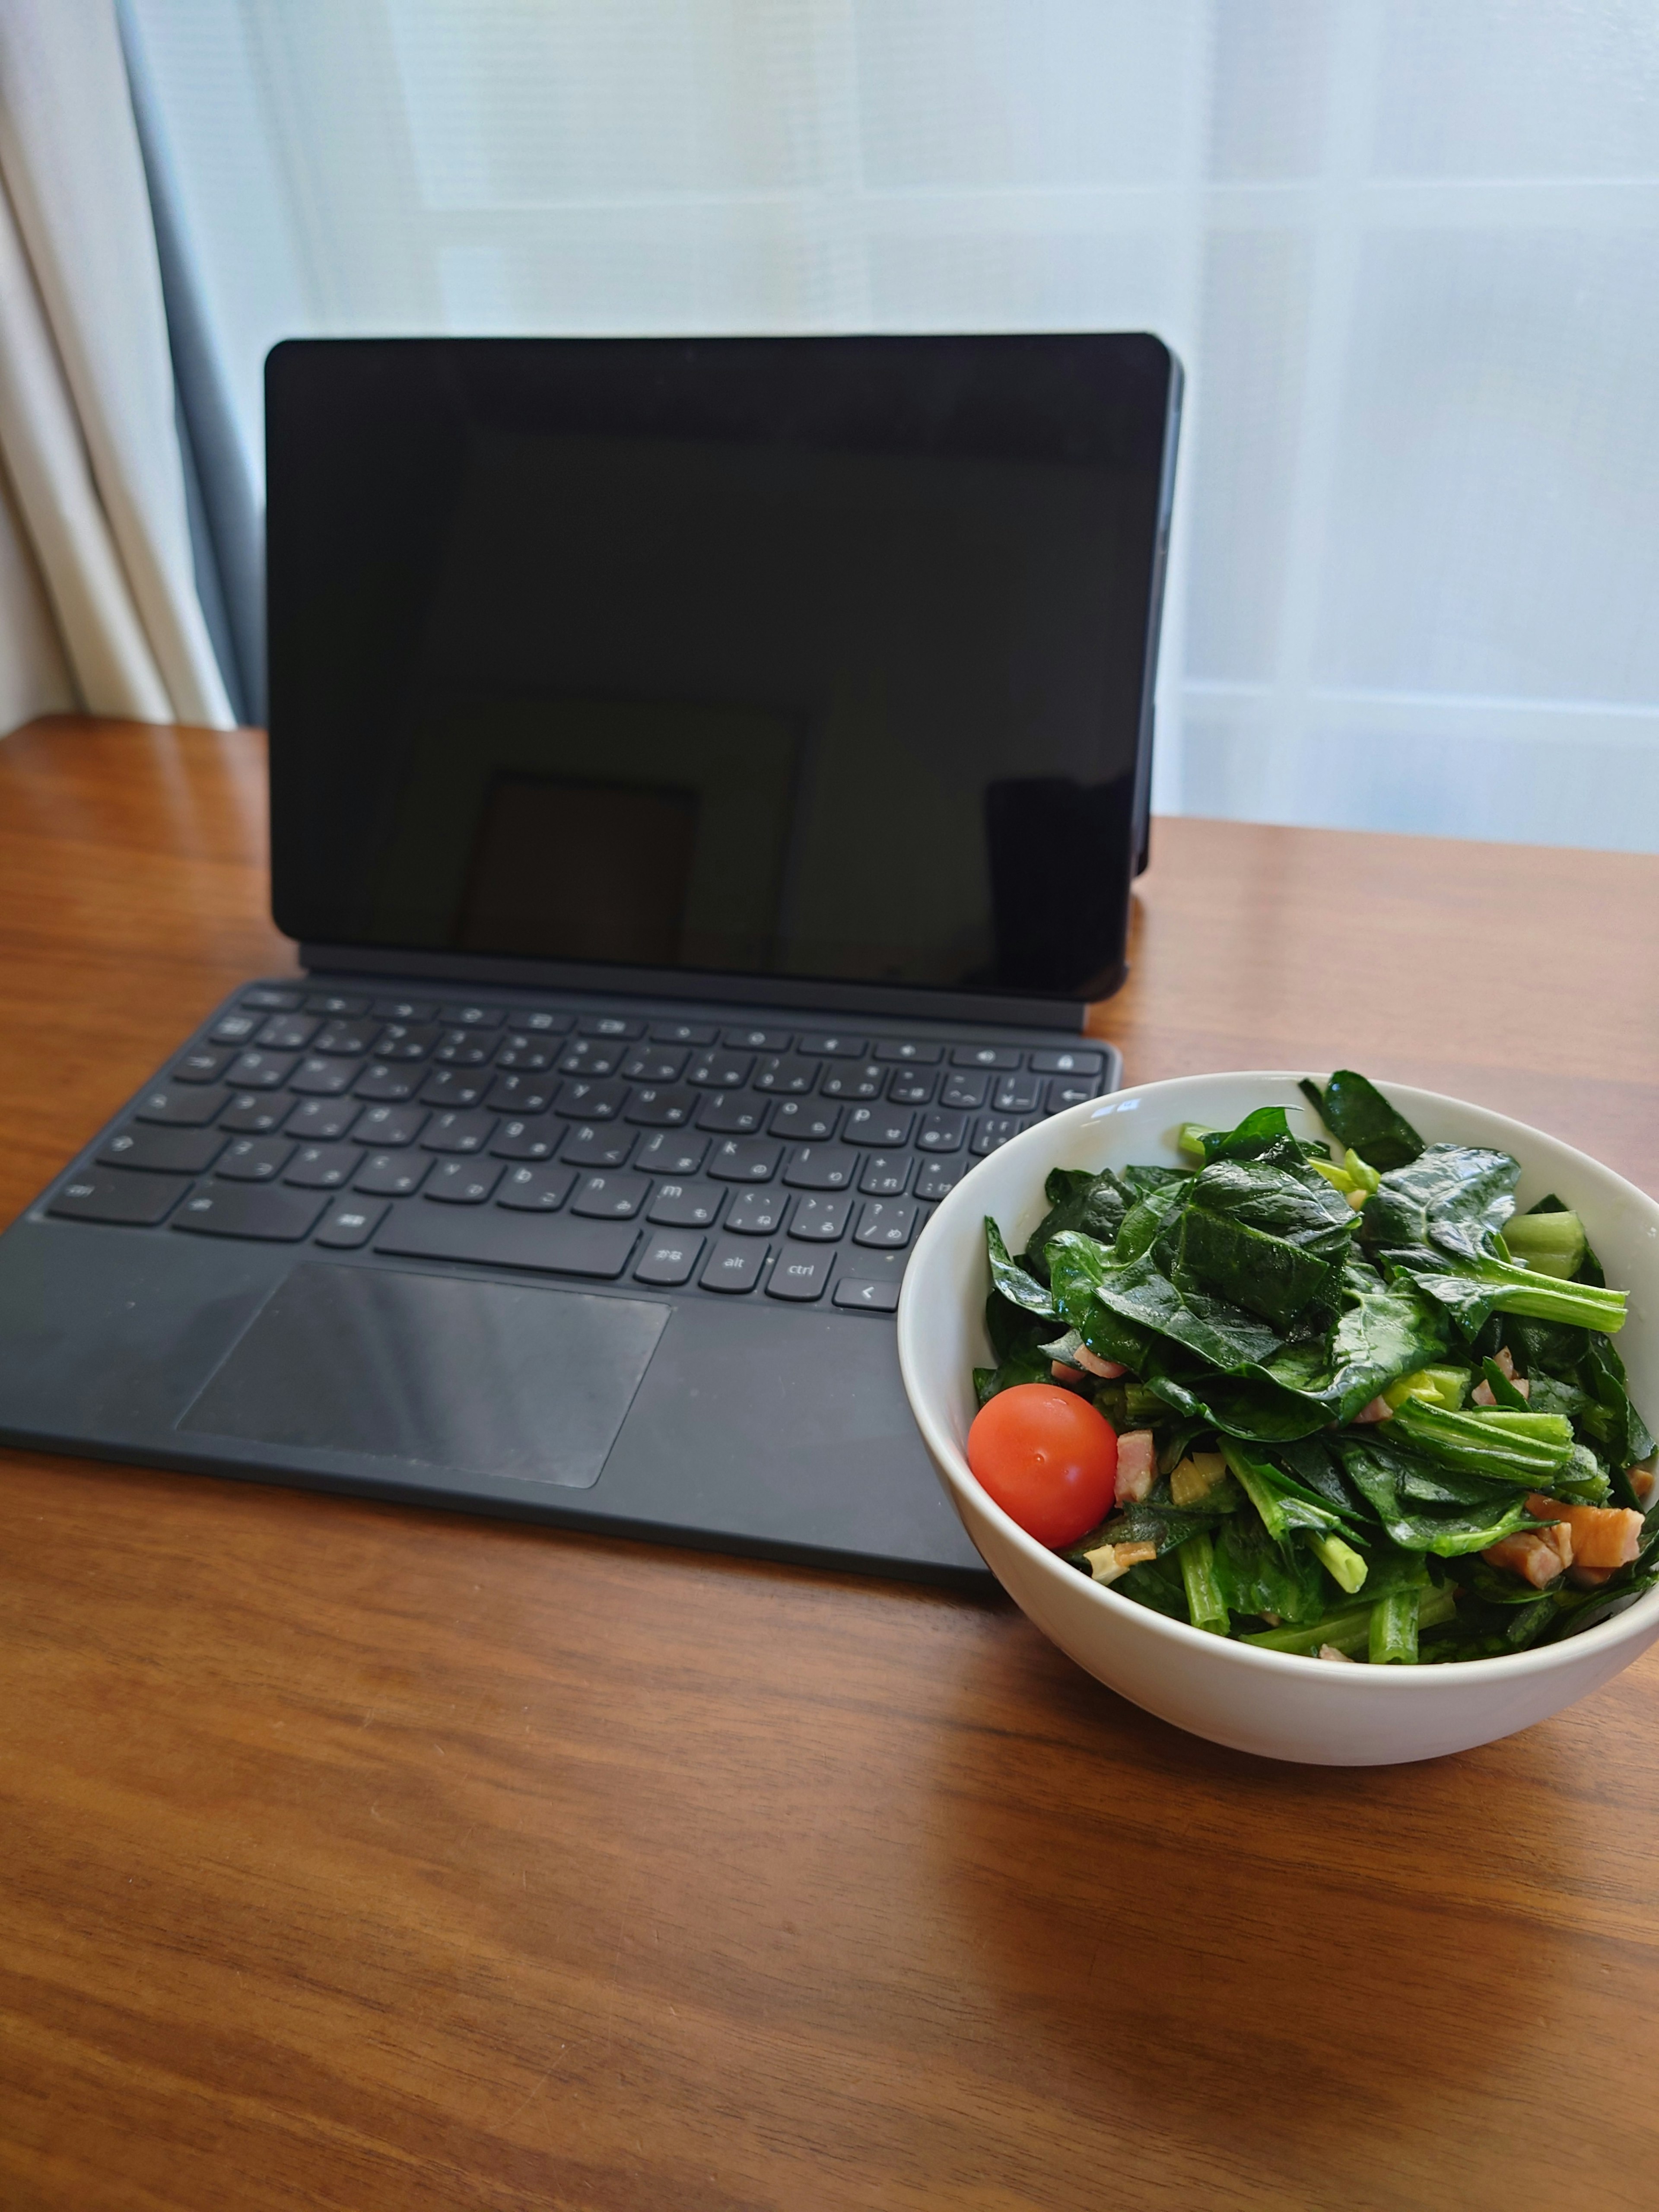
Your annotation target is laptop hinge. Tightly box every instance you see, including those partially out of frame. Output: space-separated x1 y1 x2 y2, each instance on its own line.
297 942 1108 1034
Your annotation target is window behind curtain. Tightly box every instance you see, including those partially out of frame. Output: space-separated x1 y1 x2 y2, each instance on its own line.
129 0 1659 852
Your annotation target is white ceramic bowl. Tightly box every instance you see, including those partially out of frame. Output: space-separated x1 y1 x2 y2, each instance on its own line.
898 1072 1659 1764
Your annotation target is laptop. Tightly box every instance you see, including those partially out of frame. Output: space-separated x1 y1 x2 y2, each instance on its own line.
0 333 1181 1584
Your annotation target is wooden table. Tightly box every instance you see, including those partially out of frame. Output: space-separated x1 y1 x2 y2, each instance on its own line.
3 714 1656 2212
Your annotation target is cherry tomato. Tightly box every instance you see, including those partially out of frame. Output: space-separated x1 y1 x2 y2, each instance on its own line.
966 1384 1119 1547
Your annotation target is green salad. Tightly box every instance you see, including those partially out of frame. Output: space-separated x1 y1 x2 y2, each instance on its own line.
976 1072 1659 1664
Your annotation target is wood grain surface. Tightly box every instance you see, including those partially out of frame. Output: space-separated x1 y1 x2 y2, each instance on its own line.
2 715 1656 2212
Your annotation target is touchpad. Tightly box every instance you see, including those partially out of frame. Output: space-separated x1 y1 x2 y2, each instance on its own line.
178 1263 668 1489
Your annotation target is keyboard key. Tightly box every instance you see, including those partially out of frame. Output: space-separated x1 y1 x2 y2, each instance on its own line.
372 1023 441 1061
216 1136 293 1182
873 1040 941 1065
914 1158 964 1201
941 1072 987 1110
754 1056 816 1094
284 1097 360 1143
354 1063 419 1102
766 1249 831 1302
725 1186 789 1235
313 1200 387 1249
491 1116 559 1161
422 1110 497 1155
175 1046 233 1083
439 1001 503 1029
723 1026 790 1051
495 1035 556 1071
486 1073 555 1116
561 1123 635 1169
650 1019 717 1045
99 1124 225 1174
137 1083 228 1126
553 1078 625 1120
218 1091 285 1134
973 1114 1024 1156
578 1014 642 1039
352 1103 425 1147
648 1180 723 1228
695 1093 763 1135
917 1111 967 1153
355 1151 429 1196
257 1014 318 1050
519 1009 572 1034
571 1171 649 1219
1048 1074 1105 1111
700 1236 766 1293
558 1040 622 1077
634 1132 707 1177
855 1198 917 1249
621 1048 687 1083
625 1085 696 1127
994 1071 1043 1113
1030 1048 1105 1074
885 1068 935 1106
688 1050 753 1089
819 1062 883 1100
782 1144 856 1191
376 1209 639 1278
951 1045 1021 1070
767 1098 839 1143
284 1143 358 1189
241 986 303 1012
306 992 369 1017
371 997 437 1022
426 1159 502 1204
708 1136 782 1183
833 1275 900 1314
497 1164 576 1212
433 1027 494 1067
290 1056 357 1096
788 1193 852 1242
209 1011 261 1045
634 1233 704 1287
226 1050 295 1090
420 1068 490 1110
798 1034 867 1059
842 1107 914 1148
858 1152 912 1197
50 1168 186 1227
173 1184 327 1240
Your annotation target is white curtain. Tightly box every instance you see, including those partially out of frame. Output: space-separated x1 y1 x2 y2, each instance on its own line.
117 3 1659 848
0 0 234 730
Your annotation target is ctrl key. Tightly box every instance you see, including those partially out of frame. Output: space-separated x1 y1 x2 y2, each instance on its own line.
49 1168 186 1227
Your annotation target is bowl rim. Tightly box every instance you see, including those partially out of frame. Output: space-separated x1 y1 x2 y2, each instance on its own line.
897 1068 1659 1689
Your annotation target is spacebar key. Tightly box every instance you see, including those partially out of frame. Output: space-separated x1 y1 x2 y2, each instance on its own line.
376 1206 639 1278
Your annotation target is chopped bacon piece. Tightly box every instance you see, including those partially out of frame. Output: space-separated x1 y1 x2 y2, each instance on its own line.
1525 1493 1644 1571
1114 1428 1157 1505
1051 1361 1088 1386
1483 1527 1572 1589
1351 1396 1394 1424
1472 1375 1530 1406
1493 1346 1519 1381
1317 1644 1355 1662
1631 1467 1657 1505
1073 1344 1127 1380
1568 1564 1615 1591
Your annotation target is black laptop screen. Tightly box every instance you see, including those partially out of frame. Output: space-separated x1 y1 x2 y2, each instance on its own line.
266 335 1176 1001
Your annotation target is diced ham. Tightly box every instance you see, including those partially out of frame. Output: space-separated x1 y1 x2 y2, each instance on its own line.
1483 1526 1572 1589
1472 1375 1530 1406
1493 1346 1519 1381
1351 1396 1394 1424
1569 1564 1614 1591
1073 1344 1127 1380
1525 1493 1645 1571
1317 1644 1354 1662
1051 1361 1088 1386
1114 1429 1157 1505
1631 1467 1657 1505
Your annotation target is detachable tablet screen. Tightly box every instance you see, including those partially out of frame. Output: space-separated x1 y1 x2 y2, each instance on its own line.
267 334 1176 999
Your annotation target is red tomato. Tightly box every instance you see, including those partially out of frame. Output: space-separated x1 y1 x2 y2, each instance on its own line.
966 1384 1119 1548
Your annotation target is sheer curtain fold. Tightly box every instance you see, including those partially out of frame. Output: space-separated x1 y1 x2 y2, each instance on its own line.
0 0 234 731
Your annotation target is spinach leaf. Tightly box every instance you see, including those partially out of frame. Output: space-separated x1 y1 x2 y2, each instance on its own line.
1262 1262 1449 1426
1211 1514 1326 1624
1175 1206 1336 1330
1119 1163 1190 1201
1364 1144 1519 1261
1577 1332 1656 1467
1196 1105 1306 1164
1382 1245 1627 1340
1046 1232 1159 1373
1336 1435 1536 1554
1220 1437 1359 1541
1092 1250 1284 1373
1299 1071 1424 1171
985 1218 1056 1319
1189 1155 1356 1261
1022 1167 1131 1284
1145 1370 1338 1443
1276 1435 1365 1516
1112 1548 1190 1620
1113 1179 1191 1264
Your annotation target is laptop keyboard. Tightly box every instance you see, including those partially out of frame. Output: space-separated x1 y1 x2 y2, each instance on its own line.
45 985 1110 1314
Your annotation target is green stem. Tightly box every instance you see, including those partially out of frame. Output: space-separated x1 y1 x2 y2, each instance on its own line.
1309 1532 1369 1596
1244 1584 1454 1658
1178 1530 1230 1637
1485 1265 1625 1333
1369 1586 1421 1665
